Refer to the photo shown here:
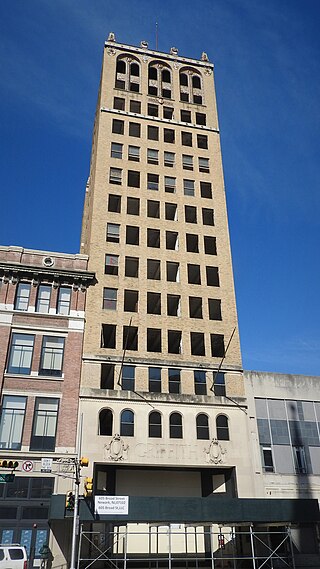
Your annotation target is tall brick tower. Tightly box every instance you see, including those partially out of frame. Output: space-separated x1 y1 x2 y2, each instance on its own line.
79 34 253 553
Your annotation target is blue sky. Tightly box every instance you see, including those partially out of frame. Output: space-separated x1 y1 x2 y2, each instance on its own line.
1 0 319 375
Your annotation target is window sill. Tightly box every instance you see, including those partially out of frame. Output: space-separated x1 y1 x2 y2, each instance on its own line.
4 372 64 381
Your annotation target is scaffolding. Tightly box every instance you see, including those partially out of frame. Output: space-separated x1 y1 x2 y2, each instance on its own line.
77 524 296 569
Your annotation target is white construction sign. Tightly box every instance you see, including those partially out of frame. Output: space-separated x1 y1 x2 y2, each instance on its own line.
95 495 129 515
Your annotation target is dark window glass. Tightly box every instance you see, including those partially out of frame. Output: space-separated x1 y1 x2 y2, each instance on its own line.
114 97 125 110
180 73 188 86
192 75 201 88
108 194 121 213
216 415 229 440
148 126 159 141
197 134 208 149
214 372 226 396
129 122 141 137
99 409 113 435
191 332 205 356
130 100 141 113
123 326 138 351
148 104 158 117
170 413 183 439
149 367 161 393
196 414 209 439
6 477 29 499
120 410 134 437
181 132 192 146
196 112 206 125
162 69 171 83
112 119 124 135
101 324 116 348
149 412 162 438
168 369 181 394
21 507 49 519
211 334 225 357
200 183 212 199
181 110 191 123
130 63 140 77
128 170 140 188
30 477 54 499
149 66 157 80
164 129 175 143
122 365 135 391
194 370 207 395
30 398 59 451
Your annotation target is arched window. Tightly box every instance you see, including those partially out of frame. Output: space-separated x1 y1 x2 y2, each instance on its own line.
216 415 229 441
115 55 140 92
99 409 113 436
120 410 134 437
179 68 203 104
169 412 183 439
196 414 209 440
149 411 162 438
148 62 172 98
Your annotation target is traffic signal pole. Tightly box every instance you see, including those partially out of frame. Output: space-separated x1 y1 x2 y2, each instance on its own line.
70 459 80 569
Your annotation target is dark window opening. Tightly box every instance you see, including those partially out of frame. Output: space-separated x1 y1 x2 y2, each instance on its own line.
200 182 212 199
129 122 141 137
101 325 116 349
170 413 183 439
130 100 141 113
182 131 192 146
149 367 161 393
108 194 121 213
202 208 214 225
166 231 178 250
148 200 160 218
128 170 140 188
165 203 177 221
192 75 201 89
147 328 161 352
149 412 162 438
114 97 125 110
167 261 179 282
99 409 113 436
126 225 139 245
105 254 118 275
120 410 134 437
194 370 207 395
196 112 206 125
123 326 138 351
100 363 114 389
167 295 180 317
191 332 205 356
206 266 220 287
112 119 124 135
147 173 159 191
124 290 138 312
125 256 139 278
187 264 201 285
189 297 203 319
216 415 229 440
214 372 226 396
147 292 161 315
127 197 140 215
168 330 182 354
148 104 158 117
185 205 197 223
204 236 217 255
122 365 135 391
148 125 159 141
147 259 161 280
211 334 225 357
196 414 209 439
208 298 222 320
181 110 192 123
147 228 161 248
168 369 181 394
163 106 174 119
186 233 199 253
197 134 208 149
164 128 175 143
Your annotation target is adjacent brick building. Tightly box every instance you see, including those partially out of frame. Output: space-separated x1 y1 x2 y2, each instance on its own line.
0 246 94 565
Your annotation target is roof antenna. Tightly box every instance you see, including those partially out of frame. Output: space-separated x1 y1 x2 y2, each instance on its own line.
155 22 158 51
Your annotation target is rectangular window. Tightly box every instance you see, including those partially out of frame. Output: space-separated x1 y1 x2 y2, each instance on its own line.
39 336 65 377
213 372 226 396
103 288 117 310
123 325 138 351
129 122 141 137
202 208 214 225
194 370 207 395
57 287 72 315
147 292 161 315
163 106 174 119
147 328 161 352
166 261 179 282
200 182 212 199
181 131 192 146
186 233 199 253
204 236 217 255
197 134 208 149
185 205 197 223
147 229 160 248
111 142 123 159
148 125 159 141
187 264 201 284
196 112 206 125
147 259 161 280
126 225 139 245
0 396 26 450
108 194 121 213
101 324 116 348
189 297 202 319
127 196 140 215
164 128 175 143
210 334 225 357
149 367 161 393
293 446 307 474
112 119 124 135
130 100 141 113
36 285 51 313
206 266 220 286
168 369 180 394
148 103 158 117
147 173 159 191
128 145 140 161
180 110 192 123
262 446 274 472
113 97 125 110
184 179 195 196
165 202 177 221
199 157 209 172
14 283 31 311
166 231 178 250
101 363 115 389
147 148 159 165
208 298 222 320
124 289 138 312
182 154 193 170
106 223 120 243
147 200 160 218
191 333 205 356
122 365 135 391
164 176 176 193
105 254 119 275
127 170 140 188
30 398 59 451
109 167 122 185
125 256 139 278
164 151 175 167
7 333 34 375
168 330 182 354
167 294 181 317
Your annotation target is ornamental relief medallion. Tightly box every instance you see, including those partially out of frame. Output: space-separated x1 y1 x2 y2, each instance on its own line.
105 434 129 461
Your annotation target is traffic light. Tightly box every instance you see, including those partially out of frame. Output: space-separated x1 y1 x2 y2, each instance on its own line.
84 477 93 498
0 460 19 469
218 534 225 549
65 491 75 510
79 457 89 467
